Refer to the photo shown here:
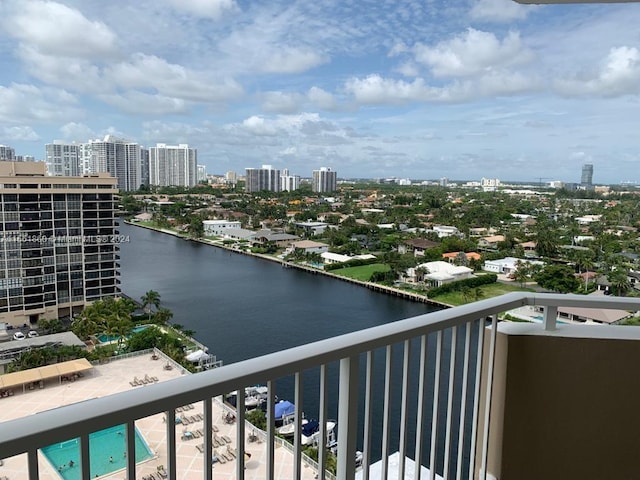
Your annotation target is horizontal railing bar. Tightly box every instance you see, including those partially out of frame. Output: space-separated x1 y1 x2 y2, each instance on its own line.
1 293 639 458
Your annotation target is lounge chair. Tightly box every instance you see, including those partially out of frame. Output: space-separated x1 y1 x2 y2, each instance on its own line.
214 450 226 464
226 446 237 458
176 406 183 412
157 467 168 479
151 376 159 382
196 444 204 453
221 452 234 462
212 425 219 432
222 435 232 444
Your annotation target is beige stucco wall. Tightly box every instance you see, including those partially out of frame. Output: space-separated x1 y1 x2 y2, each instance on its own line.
483 325 640 480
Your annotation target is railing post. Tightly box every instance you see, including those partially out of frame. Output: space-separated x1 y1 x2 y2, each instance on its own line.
544 306 558 331
337 355 359 480
27 449 39 480
166 409 176 480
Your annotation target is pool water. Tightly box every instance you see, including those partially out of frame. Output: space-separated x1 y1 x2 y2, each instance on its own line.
96 325 150 344
41 424 153 480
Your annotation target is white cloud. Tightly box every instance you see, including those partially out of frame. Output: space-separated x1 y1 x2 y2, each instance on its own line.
10 0 118 58
260 92 303 114
241 116 279 136
261 49 329 74
556 46 640 97
307 87 338 111
17 46 107 93
60 122 96 142
469 0 534 23
412 29 533 78
344 75 435 105
1 126 40 142
0 83 81 123
166 0 239 19
99 92 189 115
107 54 244 103
344 70 540 105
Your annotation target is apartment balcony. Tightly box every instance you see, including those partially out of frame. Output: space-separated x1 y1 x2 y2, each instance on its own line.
0 293 639 480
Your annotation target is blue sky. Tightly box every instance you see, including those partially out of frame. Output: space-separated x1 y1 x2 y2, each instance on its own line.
0 0 639 184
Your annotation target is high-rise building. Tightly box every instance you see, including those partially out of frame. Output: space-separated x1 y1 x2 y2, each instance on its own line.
148 144 198 188
312 167 337 193
280 168 300 192
0 162 119 326
197 165 207 184
0 145 16 161
245 165 281 193
45 141 81 177
225 171 237 185
581 163 594 188
83 136 142 191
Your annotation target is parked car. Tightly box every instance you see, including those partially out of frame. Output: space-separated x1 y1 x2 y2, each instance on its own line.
12 331 25 340
27 330 39 338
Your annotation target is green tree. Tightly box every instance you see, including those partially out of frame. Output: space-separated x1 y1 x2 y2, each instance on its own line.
141 290 161 321
608 270 631 296
534 264 580 293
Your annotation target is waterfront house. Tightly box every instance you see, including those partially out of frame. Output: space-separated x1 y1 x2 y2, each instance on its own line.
252 231 299 248
483 257 544 276
203 220 242 236
406 261 473 287
286 240 330 255
398 238 439 257
441 251 481 264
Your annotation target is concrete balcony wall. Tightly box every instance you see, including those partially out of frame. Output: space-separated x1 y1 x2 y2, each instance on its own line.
484 323 640 480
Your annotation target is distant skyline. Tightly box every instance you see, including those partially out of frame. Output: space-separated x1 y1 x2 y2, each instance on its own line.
0 0 639 184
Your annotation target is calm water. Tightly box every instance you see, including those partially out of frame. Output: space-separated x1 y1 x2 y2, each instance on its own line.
118 222 438 364
118 222 476 474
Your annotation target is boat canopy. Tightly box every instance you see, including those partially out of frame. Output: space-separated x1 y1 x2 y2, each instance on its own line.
274 400 295 419
185 349 208 362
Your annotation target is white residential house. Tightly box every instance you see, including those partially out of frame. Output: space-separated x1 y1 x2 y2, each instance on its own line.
407 261 473 287
483 257 544 276
575 215 602 225
432 225 460 238
321 252 376 265
203 220 242 236
294 221 329 236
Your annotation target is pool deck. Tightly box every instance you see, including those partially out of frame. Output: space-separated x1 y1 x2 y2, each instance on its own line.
0 354 319 480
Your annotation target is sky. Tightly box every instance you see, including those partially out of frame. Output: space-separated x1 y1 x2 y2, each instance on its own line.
0 0 639 184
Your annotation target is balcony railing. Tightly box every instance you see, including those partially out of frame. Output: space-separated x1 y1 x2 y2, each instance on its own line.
1 293 639 480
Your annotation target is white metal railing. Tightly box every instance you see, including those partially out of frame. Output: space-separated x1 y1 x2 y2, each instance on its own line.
1 293 640 480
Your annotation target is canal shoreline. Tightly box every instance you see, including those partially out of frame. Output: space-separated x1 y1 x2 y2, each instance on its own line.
124 220 452 310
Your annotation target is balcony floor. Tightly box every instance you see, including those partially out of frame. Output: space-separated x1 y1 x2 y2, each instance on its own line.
0 354 317 480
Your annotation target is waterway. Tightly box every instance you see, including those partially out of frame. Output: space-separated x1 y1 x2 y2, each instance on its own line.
118 222 475 475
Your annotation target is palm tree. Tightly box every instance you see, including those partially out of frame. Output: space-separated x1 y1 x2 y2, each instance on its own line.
141 290 161 321
154 307 173 325
473 287 485 302
608 270 631 296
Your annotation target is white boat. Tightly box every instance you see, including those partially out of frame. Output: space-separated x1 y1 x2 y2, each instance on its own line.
277 418 308 436
300 420 336 446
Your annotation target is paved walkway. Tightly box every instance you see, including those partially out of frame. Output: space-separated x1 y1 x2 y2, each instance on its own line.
0 354 317 480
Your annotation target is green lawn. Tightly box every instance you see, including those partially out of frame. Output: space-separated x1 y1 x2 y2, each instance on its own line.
430 282 536 306
331 263 390 282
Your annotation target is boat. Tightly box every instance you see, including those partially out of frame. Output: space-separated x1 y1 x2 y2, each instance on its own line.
227 385 270 410
274 400 296 425
300 420 337 446
277 418 308 436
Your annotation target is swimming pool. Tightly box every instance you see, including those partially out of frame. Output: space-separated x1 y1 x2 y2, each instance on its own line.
96 325 151 344
41 424 154 480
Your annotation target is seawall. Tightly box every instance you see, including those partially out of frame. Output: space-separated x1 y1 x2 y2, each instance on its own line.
123 220 452 310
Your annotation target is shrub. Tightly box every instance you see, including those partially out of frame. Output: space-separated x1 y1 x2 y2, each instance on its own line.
428 274 497 296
